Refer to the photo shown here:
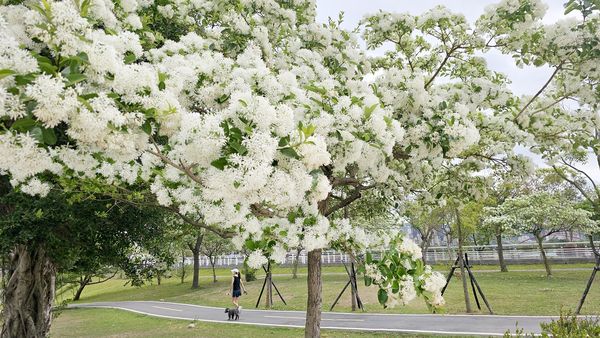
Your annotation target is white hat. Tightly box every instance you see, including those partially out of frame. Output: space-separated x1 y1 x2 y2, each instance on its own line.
231 268 239 273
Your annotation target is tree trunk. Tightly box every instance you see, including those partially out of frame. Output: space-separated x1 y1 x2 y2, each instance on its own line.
536 235 552 277
180 251 186 284
292 247 302 279
1 254 6 290
265 271 273 309
156 272 161 286
496 232 508 272
305 249 322 338
210 261 217 283
350 259 357 311
190 234 203 289
456 212 473 313
420 232 432 266
1 245 56 338
72 274 92 301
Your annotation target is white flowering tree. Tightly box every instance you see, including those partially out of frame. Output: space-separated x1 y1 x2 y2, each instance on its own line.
477 0 599 216
0 0 564 336
484 193 598 277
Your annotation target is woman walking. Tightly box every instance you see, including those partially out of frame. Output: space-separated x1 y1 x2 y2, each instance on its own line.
229 268 247 308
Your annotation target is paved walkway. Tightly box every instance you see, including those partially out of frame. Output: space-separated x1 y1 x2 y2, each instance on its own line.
70 301 570 336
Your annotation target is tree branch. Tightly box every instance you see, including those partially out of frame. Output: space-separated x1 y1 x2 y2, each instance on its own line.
250 203 274 218
147 140 203 185
425 49 452 89
516 63 563 120
87 271 118 285
559 158 600 199
324 184 376 217
552 165 596 206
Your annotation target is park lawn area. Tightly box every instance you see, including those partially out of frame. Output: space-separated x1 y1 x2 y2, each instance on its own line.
67 263 600 316
51 308 441 338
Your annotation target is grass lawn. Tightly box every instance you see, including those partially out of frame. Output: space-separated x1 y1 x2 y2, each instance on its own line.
65 262 600 316
51 308 453 338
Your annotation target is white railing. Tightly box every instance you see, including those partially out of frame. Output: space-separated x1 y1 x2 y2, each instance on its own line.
182 241 599 268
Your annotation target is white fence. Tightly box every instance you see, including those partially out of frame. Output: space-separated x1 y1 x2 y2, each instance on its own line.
185 241 599 268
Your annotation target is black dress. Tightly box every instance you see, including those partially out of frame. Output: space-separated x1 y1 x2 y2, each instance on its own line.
232 275 242 297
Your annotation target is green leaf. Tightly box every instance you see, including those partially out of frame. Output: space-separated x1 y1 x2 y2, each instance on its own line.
210 157 228 170
364 276 372 287
30 127 44 143
377 289 388 306
229 141 248 155
15 74 36 86
366 252 373 263
280 147 300 159
364 103 378 120
38 62 57 75
65 73 87 86
11 117 37 131
392 280 400 294
0 69 16 80
215 94 230 104
302 124 317 138
42 128 57 145
124 52 137 64
304 84 327 95
278 136 290 147
141 120 152 135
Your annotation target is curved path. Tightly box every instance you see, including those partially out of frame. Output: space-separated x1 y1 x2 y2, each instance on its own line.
69 301 574 336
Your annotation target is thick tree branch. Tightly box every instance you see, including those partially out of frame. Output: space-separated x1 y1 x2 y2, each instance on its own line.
331 177 361 187
324 184 375 217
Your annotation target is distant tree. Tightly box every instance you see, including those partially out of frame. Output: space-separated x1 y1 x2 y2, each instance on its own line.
404 202 451 265
485 193 598 277
185 231 204 289
201 232 233 282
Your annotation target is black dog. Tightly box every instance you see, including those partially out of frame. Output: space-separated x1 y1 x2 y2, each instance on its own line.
225 307 239 320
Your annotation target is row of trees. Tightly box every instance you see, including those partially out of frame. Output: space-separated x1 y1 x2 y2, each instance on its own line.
0 0 599 337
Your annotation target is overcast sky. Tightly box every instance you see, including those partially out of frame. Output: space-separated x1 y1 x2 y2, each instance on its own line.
314 0 600 179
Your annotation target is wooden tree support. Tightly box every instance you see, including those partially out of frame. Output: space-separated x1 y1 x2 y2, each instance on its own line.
442 253 494 314
255 262 287 308
330 262 363 311
575 237 600 315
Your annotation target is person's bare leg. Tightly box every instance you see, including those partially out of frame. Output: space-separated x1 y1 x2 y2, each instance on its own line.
232 297 239 307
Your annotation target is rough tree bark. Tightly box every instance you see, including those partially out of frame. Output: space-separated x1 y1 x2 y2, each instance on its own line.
456 212 473 313
495 231 508 272
305 249 322 338
1 245 56 338
535 234 552 277
188 234 203 289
